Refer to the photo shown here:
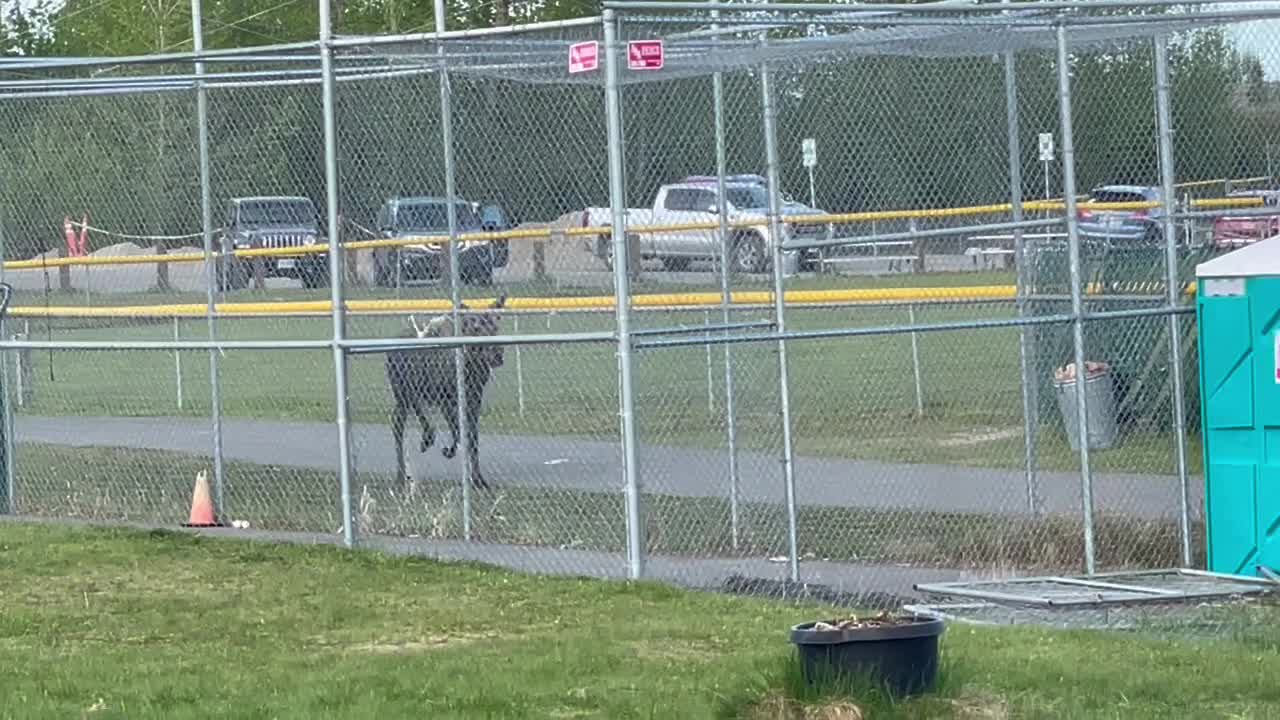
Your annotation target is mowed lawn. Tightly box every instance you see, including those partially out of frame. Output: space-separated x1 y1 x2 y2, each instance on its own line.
5 268 1197 475
1 521 1278 719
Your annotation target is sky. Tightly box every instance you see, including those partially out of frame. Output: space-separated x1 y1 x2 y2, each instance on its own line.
1223 3 1280 80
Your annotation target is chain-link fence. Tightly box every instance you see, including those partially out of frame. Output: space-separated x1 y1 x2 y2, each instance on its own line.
2 3 1280 623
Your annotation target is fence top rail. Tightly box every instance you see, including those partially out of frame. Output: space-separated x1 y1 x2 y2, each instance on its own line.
332 16 604 48
633 303 1193 351
0 331 616 352
605 0 1279 15
0 282 1189 320
4 286 1014 318
622 8 1280 30
0 41 321 72
0 59 437 91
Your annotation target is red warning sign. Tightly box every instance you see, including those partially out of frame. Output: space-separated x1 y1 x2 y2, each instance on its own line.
568 41 599 74
627 40 664 71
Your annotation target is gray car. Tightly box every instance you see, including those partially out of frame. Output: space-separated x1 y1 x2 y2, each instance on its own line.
372 196 513 287
1076 184 1166 247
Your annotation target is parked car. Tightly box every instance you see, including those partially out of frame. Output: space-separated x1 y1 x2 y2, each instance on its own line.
1211 189 1280 249
1076 184 1167 247
372 196 513 287
578 174 828 274
218 196 328 290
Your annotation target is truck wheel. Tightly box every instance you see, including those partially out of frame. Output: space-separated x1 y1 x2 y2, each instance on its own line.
596 235 613 271
218 258 248 292
1142 225 1164 248
373 249 395 287
491 240 510 269
732 233 768 274
461 257 494 286
301 261 329 289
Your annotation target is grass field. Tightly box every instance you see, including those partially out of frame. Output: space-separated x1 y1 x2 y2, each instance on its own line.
0 521 1277 719
12 443 1196 571
3 268 1197 477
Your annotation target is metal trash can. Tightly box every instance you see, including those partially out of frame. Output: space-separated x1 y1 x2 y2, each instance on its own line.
1053 363 1118 451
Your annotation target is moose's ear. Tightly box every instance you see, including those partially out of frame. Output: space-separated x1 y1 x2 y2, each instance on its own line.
492 293 507 309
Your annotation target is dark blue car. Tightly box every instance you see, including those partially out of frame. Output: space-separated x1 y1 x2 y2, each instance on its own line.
372 196 513 287
1077 184 1166 247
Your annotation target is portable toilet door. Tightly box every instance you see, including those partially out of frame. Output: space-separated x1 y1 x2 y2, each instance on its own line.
1196 235 1280 578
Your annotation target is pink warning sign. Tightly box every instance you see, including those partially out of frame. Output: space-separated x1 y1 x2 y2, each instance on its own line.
568 41 599 74
627 40 664 71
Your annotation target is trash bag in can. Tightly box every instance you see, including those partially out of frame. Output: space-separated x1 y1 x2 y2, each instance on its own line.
1053 361 1119 451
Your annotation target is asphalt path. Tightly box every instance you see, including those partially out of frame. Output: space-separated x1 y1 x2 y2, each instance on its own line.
15 414 1200 521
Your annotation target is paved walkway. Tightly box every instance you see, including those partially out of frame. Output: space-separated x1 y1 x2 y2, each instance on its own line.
15 415 1200 521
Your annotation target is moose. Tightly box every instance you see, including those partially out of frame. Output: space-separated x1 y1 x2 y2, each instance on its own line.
385 294 507 492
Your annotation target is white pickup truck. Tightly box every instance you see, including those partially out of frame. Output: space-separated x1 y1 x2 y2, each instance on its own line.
577 174 830 275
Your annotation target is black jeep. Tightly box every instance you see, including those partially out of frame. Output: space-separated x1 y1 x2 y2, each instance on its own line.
217 196 329 290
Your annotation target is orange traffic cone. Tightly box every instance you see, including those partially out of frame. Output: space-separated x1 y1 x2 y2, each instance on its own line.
182 470 224 528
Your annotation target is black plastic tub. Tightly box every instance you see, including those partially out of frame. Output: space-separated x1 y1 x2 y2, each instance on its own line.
789 614 945 697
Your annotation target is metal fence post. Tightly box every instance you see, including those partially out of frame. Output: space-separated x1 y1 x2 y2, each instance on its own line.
759 46 801 583
320 0 356 548
1004 45 1041 515
11 332 21 410
1056 24 1096 575
1154 35 1193 568
192 0 226 522
0 164 11 515
514 314 526 418
712 10 742 550
704 309 714 414
436 0 473 541
0 328 11 514
174 317 183 410
604 9 645 580
16 320 28 415
908 304 924 417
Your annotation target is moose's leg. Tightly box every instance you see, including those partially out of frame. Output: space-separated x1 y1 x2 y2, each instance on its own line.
391 401 409 488
413 399 435 453
441 394 460 460
465 385 489 490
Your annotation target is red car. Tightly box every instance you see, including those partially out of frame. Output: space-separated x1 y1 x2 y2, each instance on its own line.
1212 189 1280 249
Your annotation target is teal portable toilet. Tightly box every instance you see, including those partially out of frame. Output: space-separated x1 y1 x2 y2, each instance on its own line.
1196 237 1280 578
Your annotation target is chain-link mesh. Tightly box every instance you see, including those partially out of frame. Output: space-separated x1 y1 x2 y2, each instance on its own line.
3 6 1280 631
